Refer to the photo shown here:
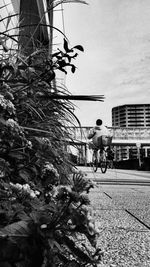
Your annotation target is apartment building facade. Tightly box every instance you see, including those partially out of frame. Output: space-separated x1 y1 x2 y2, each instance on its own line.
112 104 150 127
112 104 150 161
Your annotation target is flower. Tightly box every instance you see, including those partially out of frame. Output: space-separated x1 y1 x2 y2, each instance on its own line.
6 119 19 128
10 182 39 198
26 140 32 149
35 190 40 196
6 118 24 137
0 94 16 114
42 162 59 179
40 224 47 229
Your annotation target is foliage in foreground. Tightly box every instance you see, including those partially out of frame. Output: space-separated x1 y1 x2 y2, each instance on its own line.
0 14 103 267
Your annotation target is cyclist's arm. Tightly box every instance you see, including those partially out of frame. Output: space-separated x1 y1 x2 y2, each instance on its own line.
87 129 96 139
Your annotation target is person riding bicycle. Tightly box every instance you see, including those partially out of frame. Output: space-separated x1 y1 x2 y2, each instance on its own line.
87 119 112 160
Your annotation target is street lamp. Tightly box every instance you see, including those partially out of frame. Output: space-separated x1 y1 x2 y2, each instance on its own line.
136 142 141 168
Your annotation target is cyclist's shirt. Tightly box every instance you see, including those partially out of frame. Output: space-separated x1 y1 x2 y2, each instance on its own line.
88 125 110 147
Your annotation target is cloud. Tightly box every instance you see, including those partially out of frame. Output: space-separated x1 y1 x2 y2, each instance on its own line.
54 0 150 126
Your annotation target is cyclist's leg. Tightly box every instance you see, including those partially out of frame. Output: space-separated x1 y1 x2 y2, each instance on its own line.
94 148 98 160
100 147 107 173
92 148 99 172
103 148 107 161
100 147 105 161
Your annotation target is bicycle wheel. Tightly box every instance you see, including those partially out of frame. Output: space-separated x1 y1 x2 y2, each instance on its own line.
100 160 107 173
92 152 98 172
100 150 107 173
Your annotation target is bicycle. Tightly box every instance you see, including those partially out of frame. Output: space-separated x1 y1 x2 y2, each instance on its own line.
92 147 107 173
91 135 112 173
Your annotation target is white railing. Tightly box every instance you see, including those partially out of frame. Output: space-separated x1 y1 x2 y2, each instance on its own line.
68 127 150 142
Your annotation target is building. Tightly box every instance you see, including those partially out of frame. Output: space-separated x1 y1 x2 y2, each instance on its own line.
112 104 150 161
0 0 53 55
112 104 150 127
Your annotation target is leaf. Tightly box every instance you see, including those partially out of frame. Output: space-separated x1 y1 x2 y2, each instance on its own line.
73 45 84 52
63 235 94 263
28 166 39 177
27 67 36 78
52 0 88 9
19 169 31 182
49 70 55 81
71 65 76 73
58 59 67 68
19 69 28 80
52 51 61 58
48 239 62 251
40 94 104 101
8 151 28 160
72 173 89 193
58 68 67 74
2 220 30 238
63 38 69 52
79 194 90 205
0 41 9 52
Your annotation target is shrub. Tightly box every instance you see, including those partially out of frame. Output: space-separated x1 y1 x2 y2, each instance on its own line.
0 5 102 266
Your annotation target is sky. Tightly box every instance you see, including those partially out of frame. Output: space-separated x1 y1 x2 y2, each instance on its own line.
54 0 150 126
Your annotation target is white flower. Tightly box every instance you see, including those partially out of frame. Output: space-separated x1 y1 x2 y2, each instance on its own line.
15 183 23 190
0 94 16 114
30 191 36 198
22 184 30 192
35 190 40 196
40 224 47 229
43 162 59 178
7 119 18 128
26 140 32 149
6 119 23 135
0 171 5 178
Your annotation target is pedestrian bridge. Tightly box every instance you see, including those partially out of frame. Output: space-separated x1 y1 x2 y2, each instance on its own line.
68 126 150 146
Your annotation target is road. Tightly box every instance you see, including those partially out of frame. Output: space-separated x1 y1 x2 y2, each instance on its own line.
77 167 150 266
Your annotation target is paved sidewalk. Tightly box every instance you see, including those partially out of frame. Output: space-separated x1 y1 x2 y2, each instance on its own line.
78 166 150 186
79 167 150 266
79 166 150 179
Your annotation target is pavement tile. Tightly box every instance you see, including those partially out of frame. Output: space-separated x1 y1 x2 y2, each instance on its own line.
97 229 150 267
83 169 150 266
111 194 150 209
98 186 150 229
89 189 117 210
127 208 150 228
93 210 149 231
88 185 150 266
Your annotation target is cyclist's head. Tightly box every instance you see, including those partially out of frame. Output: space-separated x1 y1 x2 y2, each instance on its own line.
96 119 102 126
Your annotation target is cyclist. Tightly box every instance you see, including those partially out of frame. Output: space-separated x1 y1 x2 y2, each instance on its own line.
87 119 112 161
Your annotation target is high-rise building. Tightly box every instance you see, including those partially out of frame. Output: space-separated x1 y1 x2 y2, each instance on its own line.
112 104 150 161
112 104 150 127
